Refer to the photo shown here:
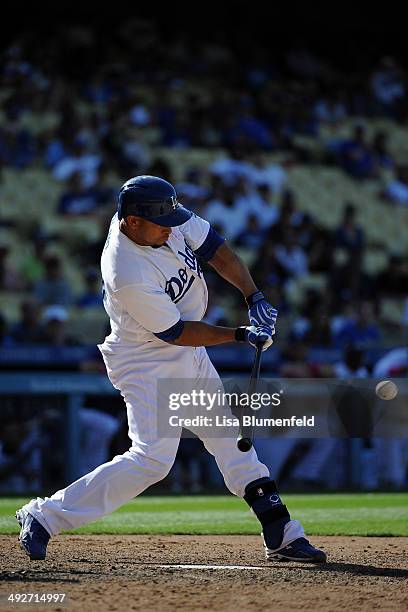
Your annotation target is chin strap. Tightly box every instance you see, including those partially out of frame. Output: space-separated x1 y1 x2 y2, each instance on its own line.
244 477 291 550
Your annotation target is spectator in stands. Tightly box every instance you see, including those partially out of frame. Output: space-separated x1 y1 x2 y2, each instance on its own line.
250 239 280 289
235 214 267 250
37 305 78 346
332 345 368 378
313 90 348 127
0 121 36 169
204 184 248 240
77 268 103 308
33 254 73 306
250 183 280 227
296 214 333 273
329 249 374 302
19 234 47 289
335 203 365 252
117 117 152 173
10 299 43 344
338 125 375 179
330 300 356 337
209 147 251 187
267 190 301 241
274 228 308 282
76 214 113 267
303 304 333 347
279 340 332 378
333 301 381 347
77 409 120 476
94 164 117 208
371 57 405 117
290 289 332 347
176 168 210 215
169 437 209 493
43 128 71 169
290 289 322 341
0 420 42 493
0 245 23 290
82 73 113 104
58 172 101 215
57 165 116 216
233 177 271 224
229 100 274 149
371 131 394 171
247 153 288 194
382 164 408 206
53 136 101 189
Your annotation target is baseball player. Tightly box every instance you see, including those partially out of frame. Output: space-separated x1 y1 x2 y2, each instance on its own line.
16 176 326 563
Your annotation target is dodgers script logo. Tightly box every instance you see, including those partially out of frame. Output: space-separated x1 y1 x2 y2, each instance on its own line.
165 268 194 303
165 242 202 304
177 242 202 278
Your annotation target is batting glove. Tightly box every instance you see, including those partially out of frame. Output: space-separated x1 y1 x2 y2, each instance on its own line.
235 324 275 351
246 291 278 329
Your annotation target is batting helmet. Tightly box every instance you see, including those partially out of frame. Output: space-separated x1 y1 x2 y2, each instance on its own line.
117 175 192 227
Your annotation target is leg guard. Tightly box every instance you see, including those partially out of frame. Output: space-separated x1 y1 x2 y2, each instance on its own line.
244 477 327 563
244 477 290 550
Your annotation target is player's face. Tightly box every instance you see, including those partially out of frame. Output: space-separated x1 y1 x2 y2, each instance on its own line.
125 217 172 246
141 219 172 246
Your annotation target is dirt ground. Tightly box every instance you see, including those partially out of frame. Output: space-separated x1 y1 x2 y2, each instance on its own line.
0 535 407 611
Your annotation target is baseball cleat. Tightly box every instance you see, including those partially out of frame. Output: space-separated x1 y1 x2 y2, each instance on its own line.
265 537 327 563
16 508 50 560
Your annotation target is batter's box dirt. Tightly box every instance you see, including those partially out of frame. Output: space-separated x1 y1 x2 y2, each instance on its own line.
0 535 407 611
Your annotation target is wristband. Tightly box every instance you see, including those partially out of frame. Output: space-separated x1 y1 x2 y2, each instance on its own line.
234 326 247 342
245 290 264 307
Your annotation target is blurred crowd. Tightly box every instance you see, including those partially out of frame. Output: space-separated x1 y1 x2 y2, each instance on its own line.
0 20 407 492
1 387 407 494
0 404 226 495
1 23 408 167
1 22 408 358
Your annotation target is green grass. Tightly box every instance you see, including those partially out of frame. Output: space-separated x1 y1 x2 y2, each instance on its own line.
1 494 407 537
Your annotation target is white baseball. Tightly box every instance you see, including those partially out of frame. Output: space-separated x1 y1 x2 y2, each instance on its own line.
375 380 398 400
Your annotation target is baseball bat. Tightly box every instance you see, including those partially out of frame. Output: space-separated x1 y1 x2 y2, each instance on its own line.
237 342 263 452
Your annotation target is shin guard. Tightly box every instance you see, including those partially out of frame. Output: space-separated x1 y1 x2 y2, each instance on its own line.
244 477 290 550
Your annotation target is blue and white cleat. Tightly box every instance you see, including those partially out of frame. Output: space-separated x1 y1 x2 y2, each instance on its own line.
265 537 327 563
16 508 50 560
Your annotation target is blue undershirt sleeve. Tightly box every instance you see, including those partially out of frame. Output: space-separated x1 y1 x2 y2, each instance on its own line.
154 318 185 342
193 226 225 262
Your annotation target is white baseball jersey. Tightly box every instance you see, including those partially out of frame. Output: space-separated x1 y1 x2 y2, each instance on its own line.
100 212 211 347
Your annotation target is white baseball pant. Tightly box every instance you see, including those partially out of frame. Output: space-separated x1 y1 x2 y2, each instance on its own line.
25 344 271 536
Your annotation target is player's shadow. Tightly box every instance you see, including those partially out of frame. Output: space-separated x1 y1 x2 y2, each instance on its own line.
275 561 408 579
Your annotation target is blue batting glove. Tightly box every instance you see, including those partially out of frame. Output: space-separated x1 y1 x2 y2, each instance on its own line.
246 291 278 329
235 324 275 351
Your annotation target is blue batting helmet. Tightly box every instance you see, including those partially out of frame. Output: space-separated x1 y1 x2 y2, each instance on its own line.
117 175 192 227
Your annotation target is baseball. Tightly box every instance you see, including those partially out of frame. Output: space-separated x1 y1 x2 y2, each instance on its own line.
375 380 398 400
